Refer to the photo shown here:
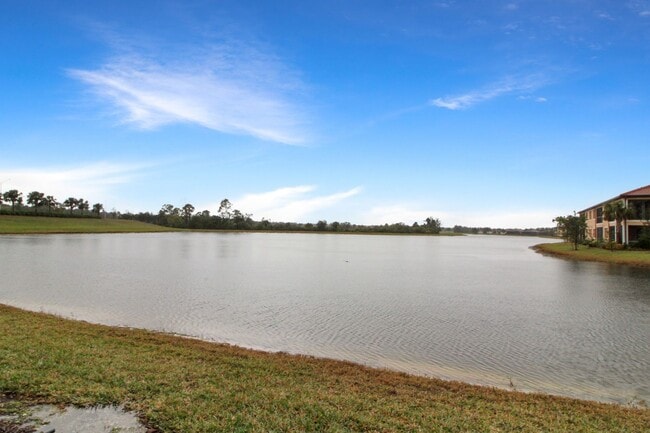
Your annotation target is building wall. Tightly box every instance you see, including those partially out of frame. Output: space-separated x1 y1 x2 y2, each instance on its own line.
580 196 650 243
580 206 611 241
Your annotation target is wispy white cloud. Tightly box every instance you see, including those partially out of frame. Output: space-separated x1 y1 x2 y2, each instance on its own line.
0 162 150 202
450 210 559 228
518 95 548 103
201 185 362 222
361 205 448 226
627 1 650 17
360 205 558 228
69 38 310 144
430 75 548 110
596 11 614 21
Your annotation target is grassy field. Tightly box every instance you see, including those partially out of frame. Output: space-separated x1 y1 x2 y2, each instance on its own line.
534 242 650 267
0 215 175 234
1 305 648 432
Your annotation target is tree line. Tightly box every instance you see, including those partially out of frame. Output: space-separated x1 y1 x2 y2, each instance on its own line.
451 225 556 237
0 189 104 218
0 188 445 234
3 187 565 238
121 199 445 234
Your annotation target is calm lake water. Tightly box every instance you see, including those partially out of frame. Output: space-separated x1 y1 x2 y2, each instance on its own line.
1 232 648 404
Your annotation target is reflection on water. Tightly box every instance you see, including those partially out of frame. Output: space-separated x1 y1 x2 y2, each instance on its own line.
0 232 648 404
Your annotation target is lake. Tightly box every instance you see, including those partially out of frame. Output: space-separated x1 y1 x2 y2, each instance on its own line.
0 232 648 404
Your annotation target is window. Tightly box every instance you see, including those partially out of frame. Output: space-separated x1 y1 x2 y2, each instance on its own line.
629 200 650 220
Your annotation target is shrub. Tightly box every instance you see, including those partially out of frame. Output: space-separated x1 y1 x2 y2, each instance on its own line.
583 239 602 248
603 241 625 251
637 227 650 250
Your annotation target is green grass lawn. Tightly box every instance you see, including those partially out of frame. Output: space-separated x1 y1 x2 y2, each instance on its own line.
534 242 650 267
0 215 176 234
0 305 647 433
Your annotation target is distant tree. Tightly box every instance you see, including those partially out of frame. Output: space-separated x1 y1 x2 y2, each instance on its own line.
44 195 58 214
3 190 23 213
63 197 78 215
158 203 182 227
92 203 104 216
160 204 175 215
553 213 587 250
77 198 89 215
258 218 271 230
316 220 328 231
424 217 442 234
26 191 45 213
231 209 253 229
218 199 232 219
182 203 195 226
232 209 244 228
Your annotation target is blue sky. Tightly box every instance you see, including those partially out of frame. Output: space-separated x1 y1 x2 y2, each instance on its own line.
1 1 649 227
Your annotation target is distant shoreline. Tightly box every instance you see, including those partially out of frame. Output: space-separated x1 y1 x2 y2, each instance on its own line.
0 214 466 236
533 242 650 268
0 215 563 238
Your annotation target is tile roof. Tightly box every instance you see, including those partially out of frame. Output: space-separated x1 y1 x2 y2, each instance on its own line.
621 184 650 197
579 184 650 212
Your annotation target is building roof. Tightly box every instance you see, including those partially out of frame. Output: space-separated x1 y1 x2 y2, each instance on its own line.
579 184 650 213
621 184 650 197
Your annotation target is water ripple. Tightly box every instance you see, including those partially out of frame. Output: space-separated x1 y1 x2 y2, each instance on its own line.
0 233 648 404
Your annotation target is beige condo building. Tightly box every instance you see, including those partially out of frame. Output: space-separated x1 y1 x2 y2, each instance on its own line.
579 185 650 244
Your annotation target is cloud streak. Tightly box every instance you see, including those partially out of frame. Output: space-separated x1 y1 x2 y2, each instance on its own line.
361 204 557 228
69 40 309 144
430 75 548 110
205 185 363 222
0 162 150 202
361 205 448 226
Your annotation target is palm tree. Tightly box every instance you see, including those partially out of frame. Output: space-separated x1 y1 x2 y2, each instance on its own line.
617 203 636 244
92 203 104 217
77 198 89 215
603 202 615 243
26 191 45 214
3 190 23 213
44 195 58 214
63 197 78 215
604 201 636 244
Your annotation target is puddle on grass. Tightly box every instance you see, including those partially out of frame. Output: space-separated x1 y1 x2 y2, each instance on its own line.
1 404 147 433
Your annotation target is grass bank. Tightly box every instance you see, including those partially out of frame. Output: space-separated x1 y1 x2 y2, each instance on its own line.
0 215 175 234
534 242 650 268
1 305 647 432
